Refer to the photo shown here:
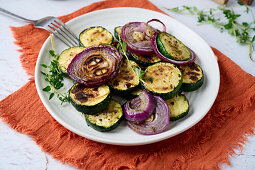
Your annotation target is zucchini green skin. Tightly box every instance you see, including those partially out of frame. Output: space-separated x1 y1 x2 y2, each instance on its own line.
114 26 122 39
129 52 161 67
181 74 204 92
141 80 182 100
85 115 123 132
156 32 191 61
141 62 183 100
70 95 111 115
165 94 189 121
170 110 189 121
69 84 111 115
79 26 113 48
85 100 123 132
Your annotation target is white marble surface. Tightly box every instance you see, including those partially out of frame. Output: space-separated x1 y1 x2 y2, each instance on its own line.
0 0 255 169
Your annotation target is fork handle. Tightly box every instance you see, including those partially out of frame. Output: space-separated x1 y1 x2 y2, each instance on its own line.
0 7 35 23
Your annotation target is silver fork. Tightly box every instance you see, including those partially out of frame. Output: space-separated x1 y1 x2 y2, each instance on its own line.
0 7 80 47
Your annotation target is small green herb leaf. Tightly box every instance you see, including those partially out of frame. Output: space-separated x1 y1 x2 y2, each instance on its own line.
252 35 255 42
49 50 55 56
41 71 47 76
171 7 180 12
49 93 54 100
41 64 48 68
168 3 255 61
43 86 51 92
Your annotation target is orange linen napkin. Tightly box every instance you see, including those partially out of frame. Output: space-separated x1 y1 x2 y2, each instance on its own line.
1 0 255 169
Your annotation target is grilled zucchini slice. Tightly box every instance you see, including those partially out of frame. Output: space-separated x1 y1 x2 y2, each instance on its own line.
165 94 189 121
179 63 204 92
141 62 182 99
114 26 122 39
85 100 123 132
157 32 191 61
69 83 110 114
79 26 113 48
129 52 161 67
58 46 85 73
108 59 140 94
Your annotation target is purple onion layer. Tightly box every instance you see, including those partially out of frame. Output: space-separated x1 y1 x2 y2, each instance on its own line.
124 90 155 122
127 96 170 135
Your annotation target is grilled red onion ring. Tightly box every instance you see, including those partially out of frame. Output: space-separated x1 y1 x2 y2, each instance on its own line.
121 21 157 55
127 96 170 135
124 90 155 121
67 45 122 87
147 19 166 32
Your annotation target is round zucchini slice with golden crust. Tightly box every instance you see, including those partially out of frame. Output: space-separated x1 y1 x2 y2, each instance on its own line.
58 46 85 73
141 62 182 99
108 59 140 94
165 94 189 121
85 100 123 132
179 63 204 92
79 26 113 48
156 32 191 61
129 52 161 67
69 83 111 114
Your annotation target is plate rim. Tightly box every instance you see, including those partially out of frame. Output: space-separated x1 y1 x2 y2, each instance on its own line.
35 7 220 146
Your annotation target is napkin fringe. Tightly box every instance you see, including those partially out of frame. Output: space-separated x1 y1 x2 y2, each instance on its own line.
9 26 49 77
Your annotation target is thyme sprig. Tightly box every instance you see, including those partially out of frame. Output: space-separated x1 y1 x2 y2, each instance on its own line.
41 35 69 104
168 2 255 61
116 35 153 83
41 50 70 104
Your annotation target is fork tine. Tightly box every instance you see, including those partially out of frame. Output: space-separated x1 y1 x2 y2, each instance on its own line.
51 23 77 47
54 22 79 46
48 25 73 47
54 19 80 46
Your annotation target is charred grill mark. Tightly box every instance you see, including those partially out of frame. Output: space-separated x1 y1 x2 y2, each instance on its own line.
125 83 132 89
113 80 119 86
190 76 198 81
74 92 88 102
86 55 104 68
72 84 84 93
186 71 200 76
189 63 200 71
74 88 99 103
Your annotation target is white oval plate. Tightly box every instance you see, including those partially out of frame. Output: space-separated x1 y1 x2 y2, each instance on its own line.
35 7 220 146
